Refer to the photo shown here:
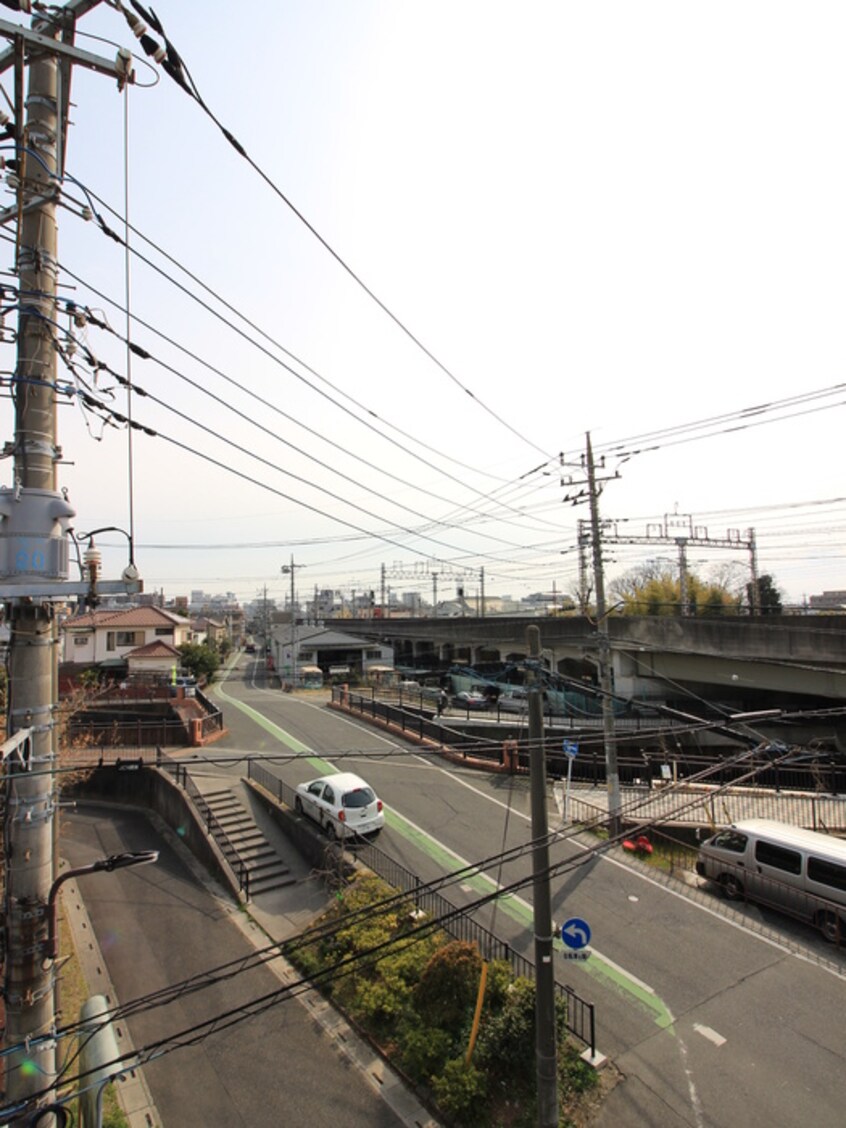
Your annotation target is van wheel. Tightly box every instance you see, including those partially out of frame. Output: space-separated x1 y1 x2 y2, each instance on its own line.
720 874 744 901
816 910 843 944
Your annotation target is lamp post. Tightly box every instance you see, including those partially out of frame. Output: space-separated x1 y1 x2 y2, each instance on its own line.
46 851 159 961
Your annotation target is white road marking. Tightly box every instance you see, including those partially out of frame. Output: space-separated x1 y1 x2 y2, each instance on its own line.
694 1024 727 1047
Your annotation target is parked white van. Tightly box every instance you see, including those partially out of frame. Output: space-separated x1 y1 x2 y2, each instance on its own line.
696 818 846 943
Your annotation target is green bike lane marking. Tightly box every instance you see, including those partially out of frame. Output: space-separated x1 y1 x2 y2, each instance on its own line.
214 659 674 1030
386 805 673 1030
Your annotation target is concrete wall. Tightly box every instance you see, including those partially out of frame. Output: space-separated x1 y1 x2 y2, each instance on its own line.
64 764 241 900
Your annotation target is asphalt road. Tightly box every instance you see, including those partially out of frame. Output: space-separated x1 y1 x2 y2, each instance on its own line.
202 654 846 1128
60 803 404 1127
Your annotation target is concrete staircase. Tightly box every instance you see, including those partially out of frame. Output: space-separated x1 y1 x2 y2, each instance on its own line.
196 788 297 898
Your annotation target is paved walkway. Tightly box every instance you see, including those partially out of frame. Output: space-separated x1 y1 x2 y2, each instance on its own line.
61 786 439 1128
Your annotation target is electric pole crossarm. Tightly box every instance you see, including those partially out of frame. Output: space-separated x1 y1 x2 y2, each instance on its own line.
0 17 125 80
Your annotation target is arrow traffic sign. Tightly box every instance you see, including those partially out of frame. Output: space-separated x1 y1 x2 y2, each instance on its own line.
560 917 591 950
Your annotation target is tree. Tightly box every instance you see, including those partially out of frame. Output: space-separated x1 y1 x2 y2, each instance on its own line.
748 573 783 615
609 561 743 616
177 642 220 681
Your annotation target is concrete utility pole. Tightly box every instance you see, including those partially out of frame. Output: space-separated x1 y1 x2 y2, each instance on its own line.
281 556 303 685
2 26 68 1114
0 8 139 1119
526 625 558 1127
585 433 622 838
748 528 760 615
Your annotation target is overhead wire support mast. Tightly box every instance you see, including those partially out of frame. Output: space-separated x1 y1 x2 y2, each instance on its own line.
0 7 140 1121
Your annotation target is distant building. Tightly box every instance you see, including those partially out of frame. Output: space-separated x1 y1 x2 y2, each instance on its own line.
808 590 846 611
269 624 393 683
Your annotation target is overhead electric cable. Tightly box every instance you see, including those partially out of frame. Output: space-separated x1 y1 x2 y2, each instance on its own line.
59 292 564 543
58 255 550 530
64 183 516 483
107 0 552 459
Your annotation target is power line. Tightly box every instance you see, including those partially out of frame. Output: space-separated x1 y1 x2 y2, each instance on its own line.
3 741 805 1118
106 0 552 460
62 183 518 485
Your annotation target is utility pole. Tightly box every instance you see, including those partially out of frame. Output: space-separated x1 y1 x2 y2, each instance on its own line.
526 625 558 1127
479 565 485 618
431 571 438 617
281 556 303 686
0 8 139 1120
585 433 622 838
748 527 760 615
676 537 689 616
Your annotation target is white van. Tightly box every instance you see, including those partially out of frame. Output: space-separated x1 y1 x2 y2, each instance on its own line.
696 818 846 943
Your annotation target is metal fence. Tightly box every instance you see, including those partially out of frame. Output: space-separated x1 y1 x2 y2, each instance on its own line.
335 686 846 797
168 763 253 897
247 760 597 1056
65 689 225 750
569 780 846 834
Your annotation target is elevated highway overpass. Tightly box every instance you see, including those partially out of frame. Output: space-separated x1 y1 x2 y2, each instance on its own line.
353 614 846 707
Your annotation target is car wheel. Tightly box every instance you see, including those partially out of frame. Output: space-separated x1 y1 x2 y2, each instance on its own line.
720 874 744 901
295 796 304 815
326 818 339 840
816 910 843 944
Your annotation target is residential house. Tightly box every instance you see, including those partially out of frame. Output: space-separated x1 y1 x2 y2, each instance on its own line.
62 606 196 672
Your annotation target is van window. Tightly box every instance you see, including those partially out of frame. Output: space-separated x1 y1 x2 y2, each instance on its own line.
755 840 802 875
807 856 846 892
712 831 747 853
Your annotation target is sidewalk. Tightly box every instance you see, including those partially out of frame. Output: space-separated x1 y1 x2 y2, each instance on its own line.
63 774 440 1128
188 769 442 1127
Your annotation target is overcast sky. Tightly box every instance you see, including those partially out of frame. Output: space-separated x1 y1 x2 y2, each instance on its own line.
2 2 844 608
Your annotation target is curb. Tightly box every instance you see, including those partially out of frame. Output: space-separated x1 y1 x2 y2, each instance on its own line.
60 873 161 1127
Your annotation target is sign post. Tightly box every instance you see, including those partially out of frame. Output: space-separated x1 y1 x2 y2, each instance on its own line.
562 740 579 823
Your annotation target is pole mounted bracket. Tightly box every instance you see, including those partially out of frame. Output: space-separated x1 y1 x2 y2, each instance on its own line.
0 728 33 770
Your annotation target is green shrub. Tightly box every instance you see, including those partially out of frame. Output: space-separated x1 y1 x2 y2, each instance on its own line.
414 940 483 1033
431 1057 488 1127
397 1020 454 1082
476 978 537 1083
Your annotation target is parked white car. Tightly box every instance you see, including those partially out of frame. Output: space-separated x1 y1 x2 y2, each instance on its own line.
294 772 385 840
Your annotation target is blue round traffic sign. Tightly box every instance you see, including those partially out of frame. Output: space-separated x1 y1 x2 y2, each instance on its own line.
560 917 591 950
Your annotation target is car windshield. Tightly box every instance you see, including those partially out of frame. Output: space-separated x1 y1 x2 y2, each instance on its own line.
343 787 375 808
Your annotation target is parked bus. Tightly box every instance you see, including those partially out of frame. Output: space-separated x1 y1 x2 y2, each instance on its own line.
696 818 846 942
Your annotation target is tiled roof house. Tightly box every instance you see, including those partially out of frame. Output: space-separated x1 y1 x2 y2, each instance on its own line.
62 606 195 667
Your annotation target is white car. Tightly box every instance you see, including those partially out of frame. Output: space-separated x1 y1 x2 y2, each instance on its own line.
294 772 385 840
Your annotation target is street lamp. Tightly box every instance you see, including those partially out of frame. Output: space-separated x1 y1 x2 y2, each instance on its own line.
45 851 159 961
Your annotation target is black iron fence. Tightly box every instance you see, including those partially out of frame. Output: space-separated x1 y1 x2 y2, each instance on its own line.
247 760 597 1056
334 687 846 797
